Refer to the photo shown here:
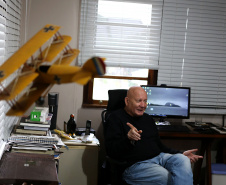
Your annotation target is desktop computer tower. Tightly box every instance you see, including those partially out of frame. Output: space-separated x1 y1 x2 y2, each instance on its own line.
48 92 59 130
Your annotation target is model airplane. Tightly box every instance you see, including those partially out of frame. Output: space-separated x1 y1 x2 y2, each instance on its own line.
0 24 106 116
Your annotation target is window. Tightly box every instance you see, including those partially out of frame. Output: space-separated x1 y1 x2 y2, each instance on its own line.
79 0 162 107
158 0 226 114
83 69 158 107
80 0 226 114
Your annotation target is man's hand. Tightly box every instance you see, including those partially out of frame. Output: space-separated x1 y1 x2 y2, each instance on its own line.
183 149 203 163
127 122 142 141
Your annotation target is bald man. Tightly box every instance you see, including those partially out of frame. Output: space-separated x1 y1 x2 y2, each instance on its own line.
105 86 202 185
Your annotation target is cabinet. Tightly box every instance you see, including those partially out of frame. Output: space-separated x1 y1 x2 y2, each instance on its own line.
58 145 99 185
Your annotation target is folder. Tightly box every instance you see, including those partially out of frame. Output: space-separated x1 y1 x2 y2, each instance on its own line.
0 152 58 185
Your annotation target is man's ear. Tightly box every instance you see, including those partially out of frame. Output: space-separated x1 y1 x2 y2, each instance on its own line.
125 97 129 106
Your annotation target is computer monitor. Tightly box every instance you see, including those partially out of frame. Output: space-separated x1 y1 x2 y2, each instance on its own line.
141 85 190 121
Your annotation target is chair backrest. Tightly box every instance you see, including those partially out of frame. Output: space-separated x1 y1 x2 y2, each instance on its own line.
102 89 128 138
101 89 129 185
107 89 128 111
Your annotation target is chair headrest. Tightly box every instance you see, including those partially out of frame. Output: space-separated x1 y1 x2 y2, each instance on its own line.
107 89 128 111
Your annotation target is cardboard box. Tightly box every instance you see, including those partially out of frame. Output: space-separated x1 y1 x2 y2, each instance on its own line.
30 107 49 122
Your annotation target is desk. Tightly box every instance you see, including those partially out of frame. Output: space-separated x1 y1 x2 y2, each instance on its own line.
58 143 99 185
159 131 226 185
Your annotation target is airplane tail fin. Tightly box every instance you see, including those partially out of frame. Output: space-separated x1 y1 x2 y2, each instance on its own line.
71 57 106 85
82 57 106 76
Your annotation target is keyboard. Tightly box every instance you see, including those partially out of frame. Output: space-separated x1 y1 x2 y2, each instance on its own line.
157 125 190 132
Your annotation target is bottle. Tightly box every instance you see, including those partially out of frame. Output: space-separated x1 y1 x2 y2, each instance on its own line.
67 114 77 138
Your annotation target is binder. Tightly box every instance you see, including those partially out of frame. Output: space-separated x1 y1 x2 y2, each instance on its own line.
0 152 58 185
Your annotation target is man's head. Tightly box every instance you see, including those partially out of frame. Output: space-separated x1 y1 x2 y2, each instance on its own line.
124 86 147 117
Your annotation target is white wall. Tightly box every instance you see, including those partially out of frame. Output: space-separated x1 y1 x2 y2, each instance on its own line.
24 0 103 130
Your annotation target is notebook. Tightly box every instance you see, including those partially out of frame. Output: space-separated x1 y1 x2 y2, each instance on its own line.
0 152 58 184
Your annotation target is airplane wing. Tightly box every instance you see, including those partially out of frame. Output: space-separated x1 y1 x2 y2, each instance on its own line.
54 49 80 65
41 35 72 62
0 24 60 83
6 83 50 116
0 72 39 101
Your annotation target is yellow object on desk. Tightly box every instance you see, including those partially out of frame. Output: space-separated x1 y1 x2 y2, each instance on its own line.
54 129 74 140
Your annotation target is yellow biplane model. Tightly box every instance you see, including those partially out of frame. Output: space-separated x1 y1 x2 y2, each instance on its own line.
0 24 106 116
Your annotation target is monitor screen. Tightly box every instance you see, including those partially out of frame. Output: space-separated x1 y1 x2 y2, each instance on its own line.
141 85 190 119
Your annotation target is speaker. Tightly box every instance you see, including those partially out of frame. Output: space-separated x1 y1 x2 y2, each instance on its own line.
48 92 59 130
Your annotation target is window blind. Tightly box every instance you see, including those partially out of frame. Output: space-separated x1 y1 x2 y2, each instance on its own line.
158 0 226 114
0 0 22 141
78 0 163 69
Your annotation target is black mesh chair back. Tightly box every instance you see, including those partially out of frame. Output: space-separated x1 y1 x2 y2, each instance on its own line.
102 89 128 138
101 89 129 185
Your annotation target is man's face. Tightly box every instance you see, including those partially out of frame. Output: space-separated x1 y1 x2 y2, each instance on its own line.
125 88 147 117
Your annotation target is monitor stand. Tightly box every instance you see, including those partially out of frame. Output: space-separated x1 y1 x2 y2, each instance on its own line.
155 118 170 125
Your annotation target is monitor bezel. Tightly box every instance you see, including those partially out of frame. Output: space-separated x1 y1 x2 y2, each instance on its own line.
141 85 191 119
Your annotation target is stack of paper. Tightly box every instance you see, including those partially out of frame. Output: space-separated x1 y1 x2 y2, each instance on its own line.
8 134 61 155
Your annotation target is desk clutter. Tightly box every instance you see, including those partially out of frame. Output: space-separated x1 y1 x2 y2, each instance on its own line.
4 107 64 155
186 122 226 134
54 129 99 146
0 108 64 184
0 107 100 185
4 109 99 156
14 107 53 136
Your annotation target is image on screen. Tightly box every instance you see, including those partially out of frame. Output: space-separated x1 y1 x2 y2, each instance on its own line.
141 85 190 119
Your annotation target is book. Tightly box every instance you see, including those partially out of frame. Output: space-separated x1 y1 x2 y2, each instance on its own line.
24 126 49 131
0 152 58 184
15 128 47 136
12 146 52 151
11 148 55 155
12 142 54 148
20 122 50 128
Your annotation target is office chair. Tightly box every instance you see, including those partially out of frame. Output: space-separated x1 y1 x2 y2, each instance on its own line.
101 89 129 185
